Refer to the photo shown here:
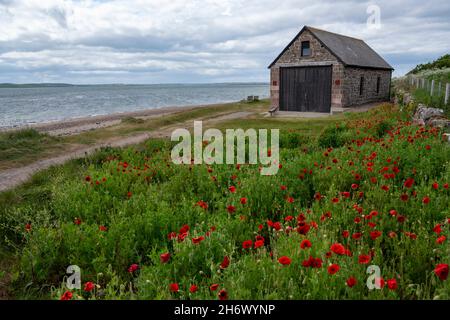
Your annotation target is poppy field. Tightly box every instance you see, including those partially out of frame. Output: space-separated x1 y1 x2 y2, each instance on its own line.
1 103 450 300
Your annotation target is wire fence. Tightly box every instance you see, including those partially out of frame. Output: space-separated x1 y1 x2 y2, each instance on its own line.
407 76 450 105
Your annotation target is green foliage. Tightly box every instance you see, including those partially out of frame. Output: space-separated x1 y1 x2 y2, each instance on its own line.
408 54 450 74
317 123 350 148
0 129 59 162
1 105 450 300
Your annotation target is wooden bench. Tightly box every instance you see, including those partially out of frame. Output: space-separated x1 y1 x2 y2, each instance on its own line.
268 106 279 116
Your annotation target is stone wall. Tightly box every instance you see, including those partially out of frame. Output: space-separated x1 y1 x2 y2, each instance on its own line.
270 29 343 109
269 29 391 109
342 67 391 106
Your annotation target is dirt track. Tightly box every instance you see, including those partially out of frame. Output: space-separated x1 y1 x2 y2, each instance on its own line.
0 111 253 192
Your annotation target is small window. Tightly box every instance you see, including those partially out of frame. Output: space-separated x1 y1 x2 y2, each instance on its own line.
301 41 310 57
359 76 364 96
376 76 381 94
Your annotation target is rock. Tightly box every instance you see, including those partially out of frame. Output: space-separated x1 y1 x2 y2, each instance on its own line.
413 104 444 122
443 133 450 143
428 118 450 130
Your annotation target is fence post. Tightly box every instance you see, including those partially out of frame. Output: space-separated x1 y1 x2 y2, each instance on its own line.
431 80 435 96
438 82 441 96
445 83 450 105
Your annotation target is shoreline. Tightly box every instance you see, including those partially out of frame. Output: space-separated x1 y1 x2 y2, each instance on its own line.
1 101 248 137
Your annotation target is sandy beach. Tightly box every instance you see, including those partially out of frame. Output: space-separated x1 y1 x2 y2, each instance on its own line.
1 103 232 137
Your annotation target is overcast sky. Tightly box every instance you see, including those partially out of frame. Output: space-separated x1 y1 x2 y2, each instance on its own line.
0 0 449 84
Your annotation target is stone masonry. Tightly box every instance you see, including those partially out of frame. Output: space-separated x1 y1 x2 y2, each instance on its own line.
269 28 392 110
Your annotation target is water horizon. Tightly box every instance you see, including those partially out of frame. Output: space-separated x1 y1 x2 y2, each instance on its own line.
0 82 269 128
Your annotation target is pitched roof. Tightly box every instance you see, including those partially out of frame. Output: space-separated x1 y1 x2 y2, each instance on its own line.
268 26 393 70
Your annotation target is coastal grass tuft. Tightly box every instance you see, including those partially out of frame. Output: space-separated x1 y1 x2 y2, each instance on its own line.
0 129 64 170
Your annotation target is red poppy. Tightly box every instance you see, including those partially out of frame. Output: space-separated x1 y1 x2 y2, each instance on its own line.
169 283 179 293
352 232 362 240
227 205 236 213
387 278 398 290
218 289 228 300
210 284 219 291
297 222 310 235
400 194 409 202
74 218 81 225
220 256 230 269
85 176 91 182
128 263 139 273
160 252 170 263
255 235 265 242
60 291 73 300
433 224 442 234
434 264 449 281
178 232 188 242
300 239 312 249
432 182 439 190
422 196 430 204
25 223 32 232
228 186 236 193
254 240 264 249
127 191 132 198
330 243 345 255
370 231 382 240
302 256 322 268
240 197 247 204
389 209 398 216
388 231 397 238
436 236 446 244
99 225 107 232
358 254 371 264
242 240 253 249
404 178 415 188
273 222 282 231
189 284 198 293
83 281 95 292
327 264 340 275
346 277 357 288
192 236 205 244
278 256 291 265
341 191 350 198
286 196 294 203
405 231 417 240
351 184 359 190
342 230 350 238
332 197 339 203
197 200 208 210
280 185 287 191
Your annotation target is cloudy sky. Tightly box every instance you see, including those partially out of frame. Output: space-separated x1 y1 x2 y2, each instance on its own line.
0 0 449 84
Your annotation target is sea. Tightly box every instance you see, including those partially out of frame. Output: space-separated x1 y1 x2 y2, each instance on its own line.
0 83 269 128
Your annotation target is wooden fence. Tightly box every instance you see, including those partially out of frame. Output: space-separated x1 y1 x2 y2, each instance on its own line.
407 76 450 105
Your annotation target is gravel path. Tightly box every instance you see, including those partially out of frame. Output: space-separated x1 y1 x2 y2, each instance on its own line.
0 111 253 192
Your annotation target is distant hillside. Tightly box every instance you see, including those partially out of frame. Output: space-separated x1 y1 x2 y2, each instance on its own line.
0 83 74 88
407 54 450 75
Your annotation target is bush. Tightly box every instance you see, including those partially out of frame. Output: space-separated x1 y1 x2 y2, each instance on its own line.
317 123 350 148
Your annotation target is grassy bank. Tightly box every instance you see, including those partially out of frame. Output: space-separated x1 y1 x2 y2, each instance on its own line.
0 100 270 170
1 103 450 300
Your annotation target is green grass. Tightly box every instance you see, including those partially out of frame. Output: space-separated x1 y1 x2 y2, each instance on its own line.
4 103 450 300
0 129 65 170
0 100 270 170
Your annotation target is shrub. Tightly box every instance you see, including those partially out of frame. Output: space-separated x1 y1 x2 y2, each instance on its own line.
317 123 350 148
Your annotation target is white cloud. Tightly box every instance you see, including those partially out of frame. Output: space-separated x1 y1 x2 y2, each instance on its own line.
0 0 449 83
